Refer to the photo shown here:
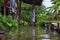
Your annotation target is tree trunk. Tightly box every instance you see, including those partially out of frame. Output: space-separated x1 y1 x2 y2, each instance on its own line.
31 2 36 40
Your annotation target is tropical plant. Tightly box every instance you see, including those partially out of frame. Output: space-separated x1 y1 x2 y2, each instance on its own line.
0 14 18 31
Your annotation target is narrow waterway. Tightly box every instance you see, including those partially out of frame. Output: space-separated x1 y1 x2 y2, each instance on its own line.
37 29 60 40
1 26 60 40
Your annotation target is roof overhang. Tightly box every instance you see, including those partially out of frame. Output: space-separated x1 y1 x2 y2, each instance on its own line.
21 0 43 6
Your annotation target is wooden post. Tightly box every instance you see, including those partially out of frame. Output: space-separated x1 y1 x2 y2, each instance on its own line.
17 0 21 40
49 22 51 33
17 0 21 20
57 23 59 29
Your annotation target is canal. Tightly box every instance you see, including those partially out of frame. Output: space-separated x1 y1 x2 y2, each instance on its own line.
36 27 60 40
1 26 60 40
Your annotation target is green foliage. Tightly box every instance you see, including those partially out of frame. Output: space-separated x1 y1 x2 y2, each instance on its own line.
21 10 31 22
0 14 18 31
20 20 29 26
21 3 47 27
0 23 6 30
36 26 44 35
36 6 47 26
51 0 60 10
21 3 32 8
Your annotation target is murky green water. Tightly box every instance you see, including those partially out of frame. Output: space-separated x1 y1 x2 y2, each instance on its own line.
36 29 60 40
1 26 60 40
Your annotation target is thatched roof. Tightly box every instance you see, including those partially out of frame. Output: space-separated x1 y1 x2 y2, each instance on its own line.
21 0 43 6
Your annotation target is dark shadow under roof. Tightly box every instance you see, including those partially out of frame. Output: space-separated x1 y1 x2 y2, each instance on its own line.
21 0 43 6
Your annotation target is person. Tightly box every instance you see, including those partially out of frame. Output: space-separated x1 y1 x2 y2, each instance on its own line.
4 0 10 15
10 0 17 19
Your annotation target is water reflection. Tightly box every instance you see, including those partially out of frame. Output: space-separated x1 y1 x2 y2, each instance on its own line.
40 34 49 38
37 28 60 40
40 34 51 40
2 26 60 40
41 39 50 40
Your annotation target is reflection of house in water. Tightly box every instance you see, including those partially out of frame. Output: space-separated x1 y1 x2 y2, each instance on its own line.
45 9 60 33
44 22 60 33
